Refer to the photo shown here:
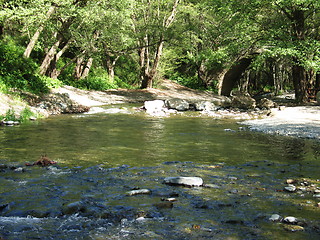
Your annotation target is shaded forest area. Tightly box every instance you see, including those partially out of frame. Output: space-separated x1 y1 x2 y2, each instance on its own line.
1 0 320 103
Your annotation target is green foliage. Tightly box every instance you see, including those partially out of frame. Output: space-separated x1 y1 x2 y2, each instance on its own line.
170 73 203 90
1 108 17 122
0 107 40 123
0 38 62 94
18 107 37 123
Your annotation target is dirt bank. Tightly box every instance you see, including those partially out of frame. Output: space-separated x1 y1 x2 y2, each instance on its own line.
51 79 229 107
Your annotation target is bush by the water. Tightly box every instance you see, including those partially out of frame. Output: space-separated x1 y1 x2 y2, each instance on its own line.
0 38 62 94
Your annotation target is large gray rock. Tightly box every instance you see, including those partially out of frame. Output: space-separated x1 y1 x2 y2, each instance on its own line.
194 101 218 111
163 177 203 187
165 98 190 111
144 100 165 114
257 98 277 109
231 94 256 109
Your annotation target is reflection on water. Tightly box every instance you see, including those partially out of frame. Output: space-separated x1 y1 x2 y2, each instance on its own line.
0 107 319 239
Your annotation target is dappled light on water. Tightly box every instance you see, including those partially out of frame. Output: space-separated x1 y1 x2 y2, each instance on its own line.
0 107 319 239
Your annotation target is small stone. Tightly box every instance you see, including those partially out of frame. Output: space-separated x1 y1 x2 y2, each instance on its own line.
126 189 151 196
163 177 203 187
269 214 281 222
283 216 298 224
228 176 238 181
317 202 320 208
13 167 24 172
284 184 296 192
314 189 320 194
161 197 177 202
224 129 236 132
283 225 304 232
203 183 220 189
286 179 297 184
313 194 320 198
6 121 14 125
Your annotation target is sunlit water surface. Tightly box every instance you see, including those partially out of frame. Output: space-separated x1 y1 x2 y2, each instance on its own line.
0 106 319 239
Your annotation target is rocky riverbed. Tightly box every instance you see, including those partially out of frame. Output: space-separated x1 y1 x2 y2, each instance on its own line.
0 161 319 239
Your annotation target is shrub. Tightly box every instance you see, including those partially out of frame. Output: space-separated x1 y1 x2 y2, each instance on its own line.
0 38 61 94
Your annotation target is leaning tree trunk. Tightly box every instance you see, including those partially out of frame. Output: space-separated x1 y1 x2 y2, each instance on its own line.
23 4 56 58
39 37 61 75
219 57 253 96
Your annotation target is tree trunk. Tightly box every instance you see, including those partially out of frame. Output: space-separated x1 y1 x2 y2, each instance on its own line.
39 37 60 75
106 54 120 81
139 0 180 89
291 8 308 102
81 57 93 79
23 4 56 58
292 61 308 103
219 57 253 96
74 57 93 80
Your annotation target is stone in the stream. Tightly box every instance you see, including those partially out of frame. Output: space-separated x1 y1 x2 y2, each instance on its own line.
283 225 304 232
144 100 165 114
62 201 86 215
269 214 281 222
284 184 296 192
313 194 320 198
286 179 297 184
283 216 298 224
163 177 203 187
165 98 190 111
126 189 151 196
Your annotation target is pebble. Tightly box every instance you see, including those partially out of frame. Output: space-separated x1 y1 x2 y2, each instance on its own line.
283 225 304 232
126 189 151 196
313 194 320 198
163 177 203 187
283 216 298 224
161 197 177 202
269 214 281 222
286 179 297 184
284 184 296 192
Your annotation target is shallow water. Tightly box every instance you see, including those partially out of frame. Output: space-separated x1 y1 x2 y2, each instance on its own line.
0 106 319 239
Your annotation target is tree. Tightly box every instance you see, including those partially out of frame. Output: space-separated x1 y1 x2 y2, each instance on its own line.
132 0 180 89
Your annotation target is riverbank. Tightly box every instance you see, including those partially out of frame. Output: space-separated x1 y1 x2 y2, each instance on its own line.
1 79 319 140
242 106 320 140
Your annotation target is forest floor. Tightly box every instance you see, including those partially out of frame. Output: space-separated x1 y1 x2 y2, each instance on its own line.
1 79 319 139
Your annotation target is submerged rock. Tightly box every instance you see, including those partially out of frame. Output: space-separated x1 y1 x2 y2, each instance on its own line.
283 225 304 232
283 216 298 224
269 214 281 222
284 184 296 192
163 177 203 187
126 189 151 196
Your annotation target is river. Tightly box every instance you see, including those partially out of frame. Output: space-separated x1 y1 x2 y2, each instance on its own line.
0 105 319 239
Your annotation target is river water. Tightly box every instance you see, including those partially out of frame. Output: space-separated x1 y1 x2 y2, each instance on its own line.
0 106 319 239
